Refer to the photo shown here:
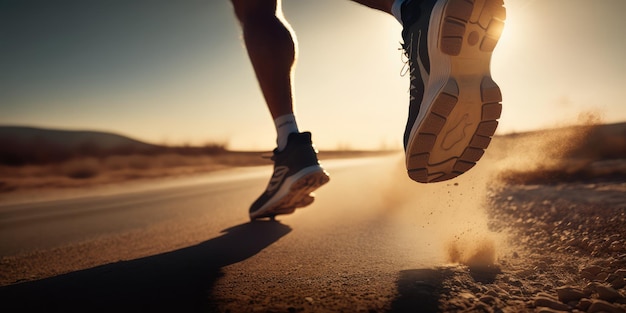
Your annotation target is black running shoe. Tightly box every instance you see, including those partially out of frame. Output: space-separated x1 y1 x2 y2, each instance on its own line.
401 0 506 183
249 132 330 220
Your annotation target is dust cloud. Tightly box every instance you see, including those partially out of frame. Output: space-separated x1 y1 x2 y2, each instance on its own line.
376 116 600 269
377 156 502 268
446 236 496 269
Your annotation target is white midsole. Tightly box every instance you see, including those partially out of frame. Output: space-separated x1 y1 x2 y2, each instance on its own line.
252 165 325 217
406 0 451 165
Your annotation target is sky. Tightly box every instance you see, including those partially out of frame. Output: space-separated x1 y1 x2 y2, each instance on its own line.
1 0 625 151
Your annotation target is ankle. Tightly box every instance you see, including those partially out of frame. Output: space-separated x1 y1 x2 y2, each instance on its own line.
274 114 300 151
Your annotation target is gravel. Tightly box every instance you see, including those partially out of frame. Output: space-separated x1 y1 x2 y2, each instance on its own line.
432 178 626 313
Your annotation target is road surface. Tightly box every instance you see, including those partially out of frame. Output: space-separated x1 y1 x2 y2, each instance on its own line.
0 154 495 312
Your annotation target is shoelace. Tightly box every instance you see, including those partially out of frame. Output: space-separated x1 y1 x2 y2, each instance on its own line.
399 45 411 77
399 32 418 98
399 31 415 77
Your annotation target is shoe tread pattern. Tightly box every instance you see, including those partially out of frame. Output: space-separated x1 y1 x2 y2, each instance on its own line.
407 0 505 183
441 0 506 55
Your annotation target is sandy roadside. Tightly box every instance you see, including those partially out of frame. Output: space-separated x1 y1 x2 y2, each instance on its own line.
426 179 626 313
419 124 626 312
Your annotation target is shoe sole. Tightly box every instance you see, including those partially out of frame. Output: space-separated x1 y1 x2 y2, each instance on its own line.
250 165 330 220
406 0 505 183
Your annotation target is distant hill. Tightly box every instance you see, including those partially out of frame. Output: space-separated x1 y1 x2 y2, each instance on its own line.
0 126 159 150
1 123 624 167
499 121 626 160
563 121 626 159
0 126 165 166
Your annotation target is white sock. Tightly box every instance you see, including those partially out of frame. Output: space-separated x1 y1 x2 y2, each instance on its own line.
392 0 409 25
274 113 300 151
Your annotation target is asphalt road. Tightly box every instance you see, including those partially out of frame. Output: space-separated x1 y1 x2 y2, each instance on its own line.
0 154 494 312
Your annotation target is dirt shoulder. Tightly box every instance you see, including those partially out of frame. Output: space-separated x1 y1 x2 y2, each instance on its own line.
435 178 626 313
426 121 626 313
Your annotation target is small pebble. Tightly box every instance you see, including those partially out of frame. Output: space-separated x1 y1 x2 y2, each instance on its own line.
596 285 624 302
587 299 626 313
534 296 571 311
556 286 586 303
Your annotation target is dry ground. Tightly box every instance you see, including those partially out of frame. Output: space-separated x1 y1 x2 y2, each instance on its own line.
1 123 625 312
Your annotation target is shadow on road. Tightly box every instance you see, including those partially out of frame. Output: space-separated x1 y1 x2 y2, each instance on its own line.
0 220 291 313
389 268 452 313
389 266 500 312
